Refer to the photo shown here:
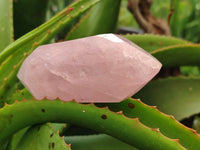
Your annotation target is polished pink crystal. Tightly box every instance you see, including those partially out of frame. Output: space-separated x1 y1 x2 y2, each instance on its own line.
17 34 161 103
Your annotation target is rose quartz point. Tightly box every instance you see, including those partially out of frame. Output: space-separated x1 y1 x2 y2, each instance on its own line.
17 34 162 103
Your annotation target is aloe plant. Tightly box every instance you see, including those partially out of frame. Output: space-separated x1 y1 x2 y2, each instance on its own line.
1 0 200 149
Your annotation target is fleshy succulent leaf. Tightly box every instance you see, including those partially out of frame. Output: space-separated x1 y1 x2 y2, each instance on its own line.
66 0 121 40
124 34 200 67
135 76 200 121
96 98 200 150
0 96 186 150
0 0 13 51
6 88 32 104
151 44 200 67
14 123 70 150
65 134 138 150
6 123 67 150
46 0 68 21
0 0 99 62
7 88 200 149
123 34 191 52
6 127 29 150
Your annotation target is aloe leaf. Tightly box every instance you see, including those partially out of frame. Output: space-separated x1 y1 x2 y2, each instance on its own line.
13 0 49 39
135 76 200 121
0 97 186 150
123 34 191 52
6 127 29 150
169 0 181 37
151 44 200 67
0 0 13 51
46 0 67 20
6 88 32 104
1 82 19 105
0 0 99 62
180 66 200 76
6 123 66 150
96 98 200 150
14 123 70 150
50 123 68 135
124 35 200 67
8 89 200 149
65 134 138 150
65 0 121 40
0 0 100 106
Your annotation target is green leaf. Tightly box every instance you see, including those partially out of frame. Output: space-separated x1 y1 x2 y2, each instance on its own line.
97 98 200 150
0 97 186 150
6 88 32 104
65 134 138 150
169 0 181 37
66 0 121 40
0 0 99 62
124 35 200 67
6 123 66 150
15 124 70 150
180 66 200 76
0 0 13 51
7 89 200 149
50 123 68 135
13 0 49 39
123 34 191 52
46 0 67 20
135 76 200 121
151 44 200 67
6 127 29 150
0 0 100 107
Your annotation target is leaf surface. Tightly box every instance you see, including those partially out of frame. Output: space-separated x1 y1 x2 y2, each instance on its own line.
66 0 121 40
65 134 137 150
0 0 13 51
123 34 191 52
135 76 200 121
15 124 70 150
151 44 200 67
0 92 190 150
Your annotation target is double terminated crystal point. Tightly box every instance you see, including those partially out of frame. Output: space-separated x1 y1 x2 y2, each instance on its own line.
17 34 161 103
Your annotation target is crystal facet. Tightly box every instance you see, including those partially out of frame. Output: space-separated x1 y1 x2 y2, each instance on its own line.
17 34 162 102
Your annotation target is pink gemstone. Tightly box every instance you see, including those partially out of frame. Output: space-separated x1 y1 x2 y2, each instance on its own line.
17 34 161 103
